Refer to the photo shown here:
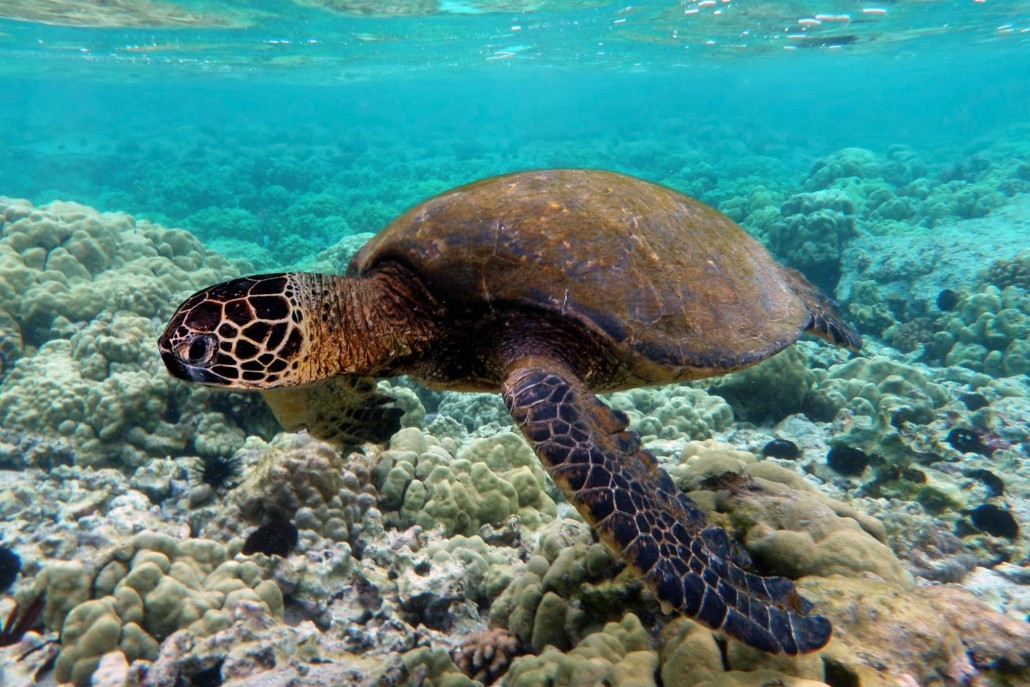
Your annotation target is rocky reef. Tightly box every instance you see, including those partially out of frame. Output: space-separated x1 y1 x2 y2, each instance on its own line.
1 141 1029 687
0 198 279 470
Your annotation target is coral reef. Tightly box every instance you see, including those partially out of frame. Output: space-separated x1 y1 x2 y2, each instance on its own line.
800 577 1029 687
0 198 275 468
767 189 856 293
608 385 734 447
421 533 524 608
805 355 949 425
450 627 524 684
804 146 1021 230
982 250 1030 291
926 284 1030 377
670 440 909 584
0 620 59 687
39 532 282 686
888 315 937 353
504 613 657 687
658 616 825 687
435 392 513 433
488 518 631 653
838 195 1030 343
0 462 187 604
708 347 817 423
4 380 1026 686
211 433 379 546
144 601 410 687
468 439 1029 687
375 429 557 537
2 130 1029 687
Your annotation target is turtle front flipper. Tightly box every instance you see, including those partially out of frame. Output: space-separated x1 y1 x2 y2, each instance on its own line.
261 375 403 448
502 357 831 655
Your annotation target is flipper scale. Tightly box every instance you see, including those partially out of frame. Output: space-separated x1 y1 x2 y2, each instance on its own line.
503 359 831 655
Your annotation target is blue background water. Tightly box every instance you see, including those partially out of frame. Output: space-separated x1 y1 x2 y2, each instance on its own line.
1 1 1028 268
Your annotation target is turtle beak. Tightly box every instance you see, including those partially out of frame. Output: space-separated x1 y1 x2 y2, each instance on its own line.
158 344 188 381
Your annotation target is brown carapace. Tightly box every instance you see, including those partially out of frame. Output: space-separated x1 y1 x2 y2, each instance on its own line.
159 169 861 654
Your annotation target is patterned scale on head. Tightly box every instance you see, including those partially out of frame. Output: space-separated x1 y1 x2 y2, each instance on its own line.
159 273 310 387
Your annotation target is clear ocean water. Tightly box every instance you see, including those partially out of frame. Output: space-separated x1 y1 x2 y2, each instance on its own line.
1 2 1028 686
2 1 1029 265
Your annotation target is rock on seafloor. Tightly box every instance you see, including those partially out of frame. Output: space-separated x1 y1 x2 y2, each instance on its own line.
0 167 1028 687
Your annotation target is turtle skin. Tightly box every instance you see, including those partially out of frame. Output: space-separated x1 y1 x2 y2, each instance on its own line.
159 169 862 655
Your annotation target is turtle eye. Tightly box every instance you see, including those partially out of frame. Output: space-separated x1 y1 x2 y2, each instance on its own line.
181 335 215 365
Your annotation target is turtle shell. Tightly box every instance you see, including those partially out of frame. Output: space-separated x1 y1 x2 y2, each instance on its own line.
349 169 808 380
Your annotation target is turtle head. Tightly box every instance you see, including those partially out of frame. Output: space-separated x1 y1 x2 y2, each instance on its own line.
159 273 319 389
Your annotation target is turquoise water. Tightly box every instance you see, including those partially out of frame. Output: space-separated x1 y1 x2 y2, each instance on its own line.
1 2 1030 686
2 2 1029 265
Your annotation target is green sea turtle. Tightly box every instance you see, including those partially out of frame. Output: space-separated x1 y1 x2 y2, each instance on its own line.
159 169 861 654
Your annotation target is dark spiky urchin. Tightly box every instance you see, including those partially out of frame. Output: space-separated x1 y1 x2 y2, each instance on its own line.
191 453 243 493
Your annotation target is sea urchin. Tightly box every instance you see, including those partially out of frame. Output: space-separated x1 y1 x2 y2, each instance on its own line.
191 453 243 493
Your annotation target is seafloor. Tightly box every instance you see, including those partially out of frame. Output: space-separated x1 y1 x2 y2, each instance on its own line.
0 142 1028 687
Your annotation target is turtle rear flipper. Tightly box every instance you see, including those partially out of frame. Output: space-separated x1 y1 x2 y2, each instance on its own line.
260 375 403 447
502 356 831 655
779 266 862 351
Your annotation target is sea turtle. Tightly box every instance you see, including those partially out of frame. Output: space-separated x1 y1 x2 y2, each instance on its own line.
159 169 861 654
